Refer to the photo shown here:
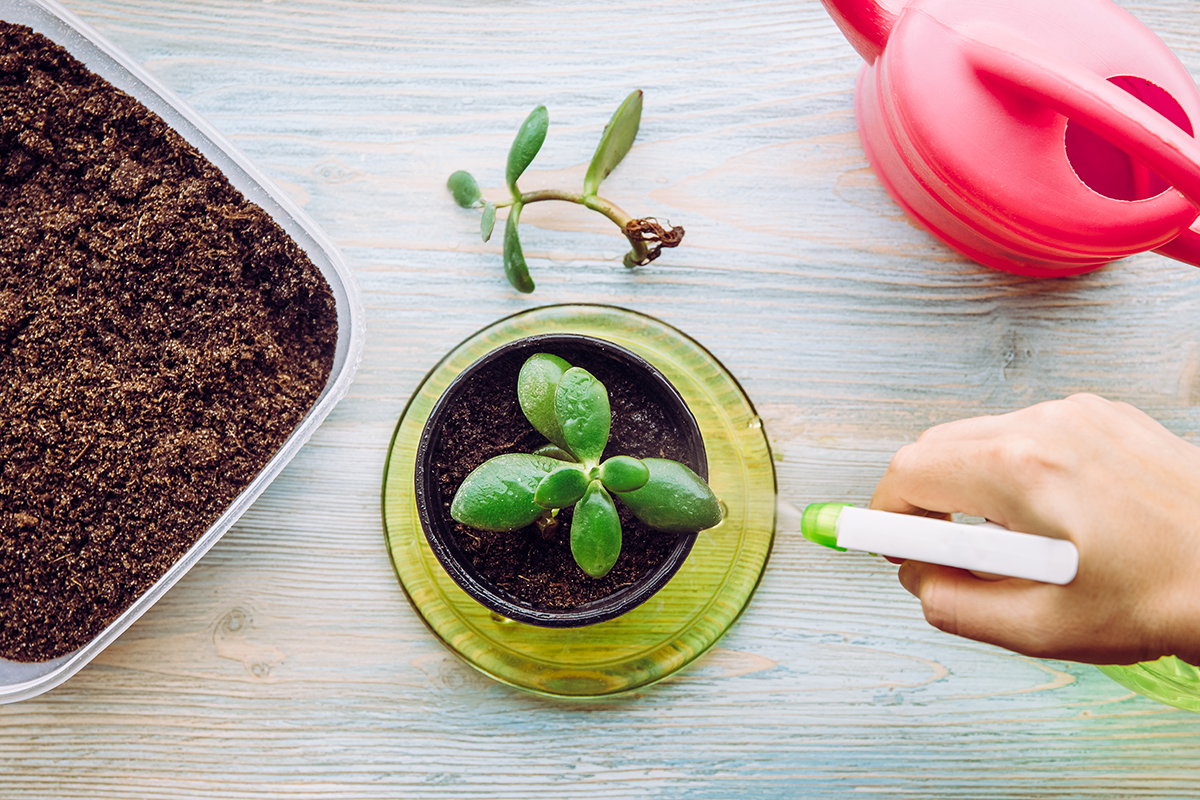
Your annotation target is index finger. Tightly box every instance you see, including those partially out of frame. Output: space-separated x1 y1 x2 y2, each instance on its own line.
870 435 1065 536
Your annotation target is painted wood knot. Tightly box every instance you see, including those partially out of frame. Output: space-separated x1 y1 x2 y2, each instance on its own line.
410 653 490 691
217 607 248 634
213 606 287 680
312 161 358 184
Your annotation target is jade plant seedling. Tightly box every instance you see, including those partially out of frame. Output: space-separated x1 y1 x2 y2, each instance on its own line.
450 353 721 578
447 90 684 293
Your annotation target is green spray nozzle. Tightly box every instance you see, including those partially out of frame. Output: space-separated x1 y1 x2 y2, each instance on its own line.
800 502 851 551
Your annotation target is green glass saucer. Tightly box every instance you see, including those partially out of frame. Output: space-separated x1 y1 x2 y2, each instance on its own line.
382 304 775 698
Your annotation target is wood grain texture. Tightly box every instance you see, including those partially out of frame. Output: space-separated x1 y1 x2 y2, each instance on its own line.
3 0 1200 797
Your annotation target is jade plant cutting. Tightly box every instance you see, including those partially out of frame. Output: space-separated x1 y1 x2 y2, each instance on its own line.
447 90 685 293
450 353 722 578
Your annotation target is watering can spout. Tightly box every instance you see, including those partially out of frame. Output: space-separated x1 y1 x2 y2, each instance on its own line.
820 0 898 64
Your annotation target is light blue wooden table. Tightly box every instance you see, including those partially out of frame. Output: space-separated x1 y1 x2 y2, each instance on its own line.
4 0 1200 796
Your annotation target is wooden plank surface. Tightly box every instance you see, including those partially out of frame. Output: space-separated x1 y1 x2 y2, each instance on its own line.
3 0 1200 796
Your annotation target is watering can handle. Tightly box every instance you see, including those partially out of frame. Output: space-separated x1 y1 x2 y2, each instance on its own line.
1154 222 1200 266
820 0 898 64
948 17 1200 267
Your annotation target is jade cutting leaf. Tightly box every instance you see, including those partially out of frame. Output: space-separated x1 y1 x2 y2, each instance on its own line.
555 367 610 465
598 455 649 492
613 458 722 534
447 170 482 208
505 105 549 195
571 482 622 578
535 465 591 509
502 203 534 294
583 90 642 197
450 453 564 531
518 353 572 450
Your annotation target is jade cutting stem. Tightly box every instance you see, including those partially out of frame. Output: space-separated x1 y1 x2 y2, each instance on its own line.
494 190 652 263
495 189 631 227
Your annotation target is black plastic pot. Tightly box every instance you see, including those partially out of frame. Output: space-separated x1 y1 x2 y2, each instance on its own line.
414 333 708 627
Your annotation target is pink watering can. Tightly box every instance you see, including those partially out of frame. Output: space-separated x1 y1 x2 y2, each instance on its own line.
822 0 1200 275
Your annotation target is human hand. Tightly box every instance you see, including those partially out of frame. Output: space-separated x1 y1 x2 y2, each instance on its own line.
871 393 1200 666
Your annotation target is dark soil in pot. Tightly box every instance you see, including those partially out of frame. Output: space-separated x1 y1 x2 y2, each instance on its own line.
0 23 337 661
417 334 709 626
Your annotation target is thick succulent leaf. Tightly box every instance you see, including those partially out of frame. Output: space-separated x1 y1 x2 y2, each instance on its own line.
534 464 590 509
450 453 564 531
503 203 535 293
598 455 649 492
518 353 572 450
554 367 610 465
532 443 576 462
612 458 722 533
505 105 549 195
583 90 642 197
447 170 482 208
571 482 622 578
480 201 496 242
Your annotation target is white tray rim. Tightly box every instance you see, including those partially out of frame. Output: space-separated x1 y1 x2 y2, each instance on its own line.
0 0 366 703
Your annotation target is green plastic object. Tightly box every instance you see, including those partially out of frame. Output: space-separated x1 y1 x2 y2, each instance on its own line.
381 304 775 698
800 502 850 551
1098 658 1200 713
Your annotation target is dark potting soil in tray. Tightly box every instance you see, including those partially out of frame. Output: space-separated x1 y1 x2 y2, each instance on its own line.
434 348 696 609
0 23 338 661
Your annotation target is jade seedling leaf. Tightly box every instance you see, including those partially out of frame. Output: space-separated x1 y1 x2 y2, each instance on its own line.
450 453 564 531
583 90 642 197
534 464 590 509
532 443 576 462
571 482 622 578
447 170 482 208
518 353 572 450
503 203 535 293
613 458 722 533
480 201 496 242
506 105 549 195
598 455 649 492
555 367 610 465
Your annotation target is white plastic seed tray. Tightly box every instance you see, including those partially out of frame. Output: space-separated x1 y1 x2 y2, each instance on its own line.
0 0 365 703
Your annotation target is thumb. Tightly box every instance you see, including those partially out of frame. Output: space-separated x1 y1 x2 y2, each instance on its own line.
897 560 1066 659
